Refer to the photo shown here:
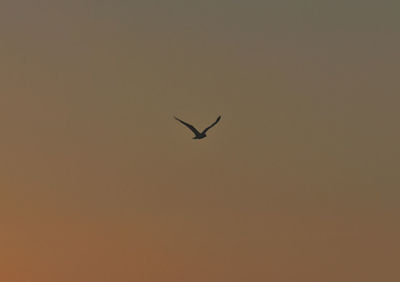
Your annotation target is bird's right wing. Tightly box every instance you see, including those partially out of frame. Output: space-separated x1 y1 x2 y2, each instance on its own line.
174 116 201 136
202 115 221 134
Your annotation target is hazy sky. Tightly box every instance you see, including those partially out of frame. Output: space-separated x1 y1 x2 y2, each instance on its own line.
1 1 400 281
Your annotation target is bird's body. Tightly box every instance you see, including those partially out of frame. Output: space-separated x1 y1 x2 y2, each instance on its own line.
174 115 221 139
193 133 207 139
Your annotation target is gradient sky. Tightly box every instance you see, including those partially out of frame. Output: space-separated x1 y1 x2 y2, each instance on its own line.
1 1 400 281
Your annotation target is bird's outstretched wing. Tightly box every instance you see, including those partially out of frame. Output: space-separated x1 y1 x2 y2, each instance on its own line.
174 116 201 137
202 115 221 134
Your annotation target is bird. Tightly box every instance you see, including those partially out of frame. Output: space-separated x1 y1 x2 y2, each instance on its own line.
174 115 221 139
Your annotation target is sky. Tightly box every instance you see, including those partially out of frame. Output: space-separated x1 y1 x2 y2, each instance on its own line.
1 1 400 281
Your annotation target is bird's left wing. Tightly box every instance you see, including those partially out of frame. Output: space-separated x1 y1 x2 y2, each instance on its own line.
174 116 201 136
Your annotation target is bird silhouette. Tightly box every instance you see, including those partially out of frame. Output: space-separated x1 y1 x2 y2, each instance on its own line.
174 115 221 139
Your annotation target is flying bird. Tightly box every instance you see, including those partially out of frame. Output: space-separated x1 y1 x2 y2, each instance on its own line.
174 115 221 139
